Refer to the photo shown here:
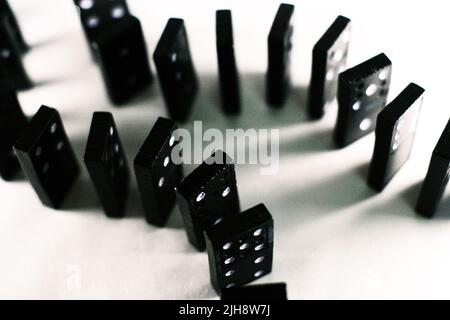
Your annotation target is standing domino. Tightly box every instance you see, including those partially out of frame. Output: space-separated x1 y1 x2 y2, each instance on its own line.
134 117 183 226
308 16 351 119
93 15 153 105
0 72 27 180
416 119 450 217
0 0 28 53
154 18 198 121
0 14 31 90
216 10 241 114
14 106 80 208
368 83 425 191
176 150 240 251
74 0 129 32
73 0 130 57
205 203 274 294
334 53 392 148
266 3 294 107
84 112 130 218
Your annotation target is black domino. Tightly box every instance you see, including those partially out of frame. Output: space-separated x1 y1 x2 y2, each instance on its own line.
308 16 351 119
368 83 425 191
334 53 392 148
176 150 240 251
221 282 287 301
0 0 28 53
84 112 130 218
266 3 294 107
74 0 130 55
134 117 183 226
416 119 450 217
154 18 199 121
216 10 241 114
0 15 31 90
0 71 27 180
205 203 274 294
93 15 153 105
74 0 130 30
14 106 80 208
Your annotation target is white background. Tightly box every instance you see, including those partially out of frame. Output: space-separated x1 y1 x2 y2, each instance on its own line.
1 0 449 299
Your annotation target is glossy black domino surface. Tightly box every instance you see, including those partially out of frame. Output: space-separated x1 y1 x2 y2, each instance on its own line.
416 119 450 217
176 150 240 251
74 0 130 56
266 3 294 107
84 112 130 217
154 18 198 121
308 16 351 119
0 0 28 53
0 72 27 180
205 203 274 294
0 15 31 90
368 83 424 191
14 106 80 208
334 53 392 148
93 15 153 105
134 117 183 226
216 10 241 114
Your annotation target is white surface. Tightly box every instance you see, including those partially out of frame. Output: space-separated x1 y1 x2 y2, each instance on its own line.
1 0 449 299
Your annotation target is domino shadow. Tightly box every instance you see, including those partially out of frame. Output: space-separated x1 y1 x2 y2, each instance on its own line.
61 133 101 213
356 162 370 182
125 82 159 105
165 205 185 230
186 72 337 156
124 174 184 228
295 163 375 210
124 181 144 219
239 73 309 129
237 165 371 228
266 164 376 229
62 171 100 213
341 194 423 234
24 31 92 86
354 183 450 223
188 72 309 130
435 197 450 219
401 181 421 212
279 124 334 155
